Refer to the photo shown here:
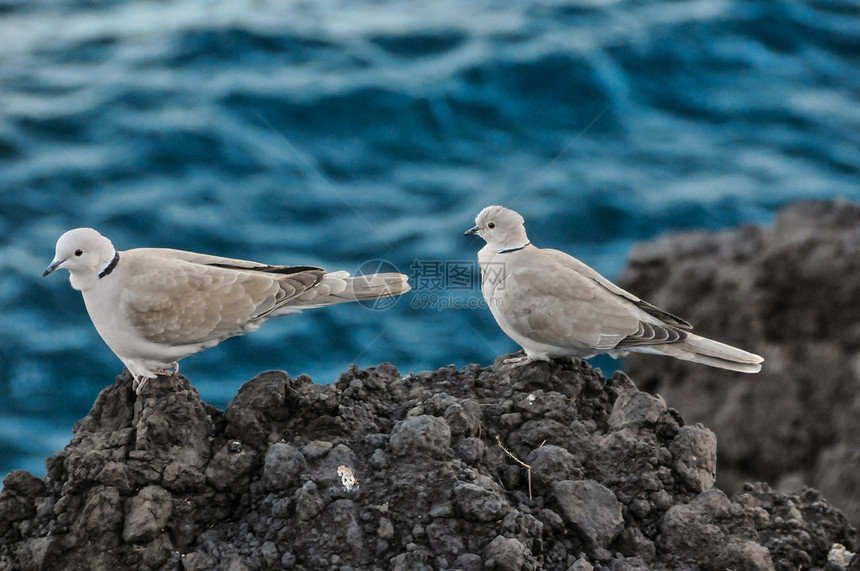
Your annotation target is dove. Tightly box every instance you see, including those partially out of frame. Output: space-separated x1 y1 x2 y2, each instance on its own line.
44 228 411 393
465 206 763 373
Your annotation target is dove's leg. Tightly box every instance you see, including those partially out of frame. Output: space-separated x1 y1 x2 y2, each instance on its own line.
503 354 548 367
132 375 149 394
135 362 177 395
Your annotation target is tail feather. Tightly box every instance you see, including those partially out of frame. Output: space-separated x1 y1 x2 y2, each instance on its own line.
291 271 410 308
640 333 764 373
336 273 412 302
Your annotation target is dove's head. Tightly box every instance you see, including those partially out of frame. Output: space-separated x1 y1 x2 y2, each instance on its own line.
465 206 530 250
44 228 117 290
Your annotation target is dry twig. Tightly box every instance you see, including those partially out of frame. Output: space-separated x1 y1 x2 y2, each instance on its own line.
496 435 532 500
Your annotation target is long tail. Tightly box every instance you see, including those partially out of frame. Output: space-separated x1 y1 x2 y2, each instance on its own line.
640 333 764 373
289 271 411 309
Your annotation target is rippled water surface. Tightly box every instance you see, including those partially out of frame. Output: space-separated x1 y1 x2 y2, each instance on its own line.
1 0 858 480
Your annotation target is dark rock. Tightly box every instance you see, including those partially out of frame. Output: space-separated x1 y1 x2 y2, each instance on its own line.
526 445 581 496
316 498 372 565
738 483 855 571
552 479 624 551
659 489 773 570
128 374 215 488
847 548 860 571
454 552 483 571
615 526 656 561
2 470 46 498
294 480 323 521
453 437 486 465
0 357 854 570
454 481 510 522
74 485 123 551
96 461 130 492
608 390 667 431
670 424 717 493
301 440 333 460
425 519 465 556
484 535 527 571
444 399 482 438
123 485 172 543
567 559 594 571
0 471 46 532
224 370 289 449
618 200 860 529
262 443 306 491
389 414 451 459
162 460 206 491
307 443 358 491
205 440 258 491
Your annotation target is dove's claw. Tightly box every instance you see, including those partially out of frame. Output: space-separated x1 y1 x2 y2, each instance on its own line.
154 362 179 376
503 355 537 367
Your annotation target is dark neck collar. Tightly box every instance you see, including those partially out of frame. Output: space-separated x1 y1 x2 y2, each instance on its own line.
498 242 530 254
98 251 120 279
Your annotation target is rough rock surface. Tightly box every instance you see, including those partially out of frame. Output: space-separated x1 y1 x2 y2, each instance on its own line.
618 200 860 531
0 357 854 570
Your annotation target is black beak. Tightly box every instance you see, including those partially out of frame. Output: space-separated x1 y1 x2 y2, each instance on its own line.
43 259 64 277
464 225 480 236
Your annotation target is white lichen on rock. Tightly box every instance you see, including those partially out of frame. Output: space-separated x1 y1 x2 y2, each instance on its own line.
827 543 854 567
337 465 358 492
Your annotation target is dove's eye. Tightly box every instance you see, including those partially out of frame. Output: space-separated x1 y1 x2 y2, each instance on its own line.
74 249 84 257
487 222 496 229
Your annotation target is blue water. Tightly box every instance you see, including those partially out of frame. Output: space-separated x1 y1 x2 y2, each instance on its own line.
1 0 858 482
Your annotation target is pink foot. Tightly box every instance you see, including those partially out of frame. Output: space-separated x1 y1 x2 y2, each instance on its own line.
154 362 179 376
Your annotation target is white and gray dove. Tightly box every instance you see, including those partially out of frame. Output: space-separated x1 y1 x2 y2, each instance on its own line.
44 228 410 392
465 206 763 373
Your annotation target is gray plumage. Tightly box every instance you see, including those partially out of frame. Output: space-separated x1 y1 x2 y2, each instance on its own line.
44 228 410 392
465 206 763 373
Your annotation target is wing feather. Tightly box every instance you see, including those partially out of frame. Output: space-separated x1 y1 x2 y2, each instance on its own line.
495 248 688 352
119 251 325 345
497 262 639 351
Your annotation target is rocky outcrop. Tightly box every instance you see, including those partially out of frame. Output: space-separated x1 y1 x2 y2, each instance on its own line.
0 357 854 570
618 200 860 532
